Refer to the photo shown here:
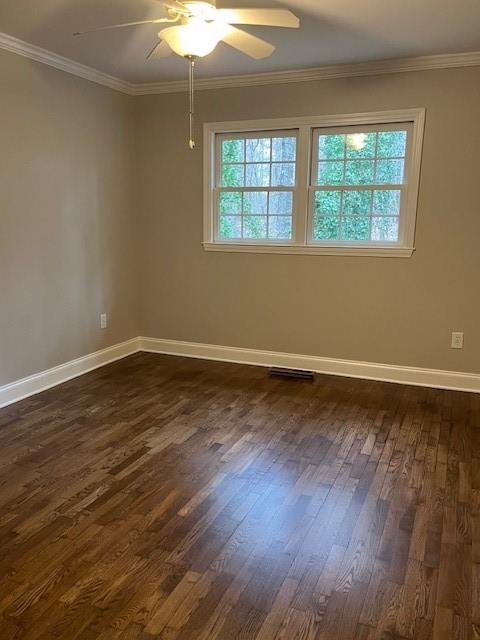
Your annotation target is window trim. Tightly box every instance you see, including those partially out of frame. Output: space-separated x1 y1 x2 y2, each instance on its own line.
203 109 425 257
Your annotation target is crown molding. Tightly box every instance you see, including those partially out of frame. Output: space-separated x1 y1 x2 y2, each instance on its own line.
0 32 136 95
132 50 480 95
1 30 479 97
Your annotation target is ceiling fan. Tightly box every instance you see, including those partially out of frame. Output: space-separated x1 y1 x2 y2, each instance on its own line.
74 1 300 149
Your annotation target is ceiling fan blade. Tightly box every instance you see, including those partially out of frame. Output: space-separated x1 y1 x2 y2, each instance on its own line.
221 26 275 59
147 40 172 59
73 18 170 36
216 9 299 28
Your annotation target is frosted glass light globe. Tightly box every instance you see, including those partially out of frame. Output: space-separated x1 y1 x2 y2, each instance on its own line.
160 19 228 57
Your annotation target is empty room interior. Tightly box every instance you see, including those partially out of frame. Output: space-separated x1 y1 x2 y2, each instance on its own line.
1 0 480 638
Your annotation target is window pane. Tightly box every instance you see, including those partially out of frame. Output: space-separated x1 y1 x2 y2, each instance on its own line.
215 123 412 250
375 159 404 184
222 139 244 163
246 138 270 162
343 190 372 215
377 131 407 157
318 161 344 185
245 163 270 187
243 191 268 215
244 216 267 239
269 191 293 215
373 190 401 215
222 164 244 187
218 133 298 244
219 216 242 239
268 216 292 240
346 132 376 158
271 163 296 187
272 137 296 162
342 217 370 241
315 190 342 215
219 191 242 215
319 134 345 160
313 216 340 240
345 160 374 185
371 217 399 241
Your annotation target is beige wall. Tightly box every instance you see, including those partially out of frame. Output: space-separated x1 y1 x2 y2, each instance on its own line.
1 52 478 387
0 50 138 386
136 66 480 374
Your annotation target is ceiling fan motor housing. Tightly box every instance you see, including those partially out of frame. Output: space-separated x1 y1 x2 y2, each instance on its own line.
185 1 217 7
168 2 217 21
184 1 217 13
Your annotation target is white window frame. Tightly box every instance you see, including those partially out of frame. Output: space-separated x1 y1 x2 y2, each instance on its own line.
203 109 425 257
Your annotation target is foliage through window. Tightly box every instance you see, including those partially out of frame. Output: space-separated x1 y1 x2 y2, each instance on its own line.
218 133 297 241
205 111 424 256
312 127 409 244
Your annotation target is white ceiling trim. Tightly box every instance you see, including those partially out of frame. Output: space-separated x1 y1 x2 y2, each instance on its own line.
0 32 134 94
1 31 480 97
132 50 480 94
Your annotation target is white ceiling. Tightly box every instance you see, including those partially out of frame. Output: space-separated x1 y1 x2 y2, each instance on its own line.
1 0 479 84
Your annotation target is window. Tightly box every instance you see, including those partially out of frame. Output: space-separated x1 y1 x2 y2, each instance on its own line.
203 109 425 257
311 124 410 245
218 133 297 242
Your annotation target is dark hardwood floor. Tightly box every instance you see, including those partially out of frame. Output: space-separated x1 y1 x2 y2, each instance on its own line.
0 352 478 639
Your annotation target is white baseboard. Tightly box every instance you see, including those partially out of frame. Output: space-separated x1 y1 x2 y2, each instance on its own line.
0 338 141 409
1 336 479 409
140 337 480 394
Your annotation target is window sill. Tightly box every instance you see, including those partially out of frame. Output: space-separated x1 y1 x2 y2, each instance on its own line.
203 242 414 258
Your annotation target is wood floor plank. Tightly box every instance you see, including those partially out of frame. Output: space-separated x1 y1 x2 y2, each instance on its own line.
0 352 478 638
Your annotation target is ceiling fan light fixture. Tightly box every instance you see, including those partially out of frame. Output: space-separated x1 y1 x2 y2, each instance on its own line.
73 0 299 150
160 19 228 57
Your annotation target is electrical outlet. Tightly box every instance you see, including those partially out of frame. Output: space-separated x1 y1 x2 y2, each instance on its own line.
100 313 107 330
451 332 464 349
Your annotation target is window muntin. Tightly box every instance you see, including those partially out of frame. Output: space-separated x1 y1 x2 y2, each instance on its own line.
310 123 412 245
216 131 298 242
205 110 424 257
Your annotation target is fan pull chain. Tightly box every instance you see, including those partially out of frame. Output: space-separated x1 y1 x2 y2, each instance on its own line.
187 55 196 150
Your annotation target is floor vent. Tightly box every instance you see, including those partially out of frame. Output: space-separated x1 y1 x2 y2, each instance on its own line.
269 367 315 381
